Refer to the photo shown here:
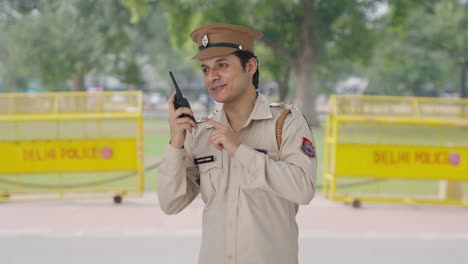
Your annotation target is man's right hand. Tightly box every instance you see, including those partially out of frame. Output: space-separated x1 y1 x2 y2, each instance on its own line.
168 91 198 149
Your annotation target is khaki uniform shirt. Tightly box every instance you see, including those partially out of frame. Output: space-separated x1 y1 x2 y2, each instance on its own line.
158 93 317 264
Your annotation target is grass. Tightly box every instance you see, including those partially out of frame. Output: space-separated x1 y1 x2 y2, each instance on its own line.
142 119 170 191
1 118 467 199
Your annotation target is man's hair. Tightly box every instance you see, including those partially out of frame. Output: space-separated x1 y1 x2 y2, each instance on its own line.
233 50 259 89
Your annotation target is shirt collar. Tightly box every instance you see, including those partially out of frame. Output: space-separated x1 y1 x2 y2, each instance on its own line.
249 93 273 121
204 92 273 129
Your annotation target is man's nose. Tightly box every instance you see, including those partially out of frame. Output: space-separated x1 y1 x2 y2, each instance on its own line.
207 68 220 82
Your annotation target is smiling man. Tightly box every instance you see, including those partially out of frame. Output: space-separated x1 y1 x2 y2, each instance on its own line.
158 23 317 264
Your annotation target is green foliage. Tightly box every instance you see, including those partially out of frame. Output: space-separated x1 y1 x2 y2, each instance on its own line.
119 0 152 24
120 58 145 89
160 0 383 64
365 0 466 96
1 0 155 91
155 0 387 126
6 1 100 87
2 0 466 98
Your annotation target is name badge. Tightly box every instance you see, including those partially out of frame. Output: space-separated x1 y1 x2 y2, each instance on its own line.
194 155 215 165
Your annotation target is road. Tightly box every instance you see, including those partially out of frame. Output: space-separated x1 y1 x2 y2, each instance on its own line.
1 193 467 264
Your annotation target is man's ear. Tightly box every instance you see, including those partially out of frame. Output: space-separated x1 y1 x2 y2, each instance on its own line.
247 57 258 76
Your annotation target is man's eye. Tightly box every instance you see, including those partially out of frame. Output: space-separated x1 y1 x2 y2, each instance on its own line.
202 68 208 74
218 63 227 69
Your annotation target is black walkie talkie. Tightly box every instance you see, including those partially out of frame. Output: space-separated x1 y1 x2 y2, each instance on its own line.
169 71 196 123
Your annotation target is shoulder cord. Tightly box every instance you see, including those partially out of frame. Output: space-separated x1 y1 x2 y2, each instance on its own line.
275 110 314 150
275 109 292 150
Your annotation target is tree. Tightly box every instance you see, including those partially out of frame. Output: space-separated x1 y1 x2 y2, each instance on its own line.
152 0 385 126
365 0 465 97
266 55 291 102
406 0 468 97
133 7 203 92
2 0 151 91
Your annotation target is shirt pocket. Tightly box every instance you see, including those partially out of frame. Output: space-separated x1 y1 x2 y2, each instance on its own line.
241 149 280 193
198 157 223 204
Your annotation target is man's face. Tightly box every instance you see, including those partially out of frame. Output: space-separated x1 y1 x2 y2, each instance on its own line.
200 54 254 104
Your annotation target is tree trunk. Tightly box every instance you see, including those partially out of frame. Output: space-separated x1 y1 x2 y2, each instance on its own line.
294 61 319 127
294 0 320 127
278 67 290 102
260 0 319 125
11 79 19 92
278 80 288 102
71 74 85 91
461 61 467 98
462 2 468 98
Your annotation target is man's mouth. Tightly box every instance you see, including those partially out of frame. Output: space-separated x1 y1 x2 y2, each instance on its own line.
211 83 226 91
210 81 227 92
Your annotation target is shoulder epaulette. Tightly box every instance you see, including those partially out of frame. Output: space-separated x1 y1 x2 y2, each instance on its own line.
270 102 295 110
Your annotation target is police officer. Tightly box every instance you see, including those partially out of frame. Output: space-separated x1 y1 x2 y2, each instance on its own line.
158 23 317 264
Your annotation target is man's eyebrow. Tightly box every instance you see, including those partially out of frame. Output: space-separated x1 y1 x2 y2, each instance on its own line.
200 58 228 68
215 58 227 63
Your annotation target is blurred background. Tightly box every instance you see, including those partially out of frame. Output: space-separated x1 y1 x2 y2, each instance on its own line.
1 1 468 264
2 0 467 195
1 0 467 119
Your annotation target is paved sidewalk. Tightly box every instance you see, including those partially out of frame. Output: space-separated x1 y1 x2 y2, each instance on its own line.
2 193 468 264
1 193 467 235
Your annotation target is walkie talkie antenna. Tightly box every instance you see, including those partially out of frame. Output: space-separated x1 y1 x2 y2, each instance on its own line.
169 71 182 95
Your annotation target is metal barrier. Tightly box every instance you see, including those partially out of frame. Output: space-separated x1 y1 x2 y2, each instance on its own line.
323 95 468 207
0 91 144 203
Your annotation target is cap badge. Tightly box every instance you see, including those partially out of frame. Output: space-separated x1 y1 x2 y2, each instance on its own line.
202 35 209 47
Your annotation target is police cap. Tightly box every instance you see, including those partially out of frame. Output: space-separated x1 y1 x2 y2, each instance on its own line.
190 23 263 60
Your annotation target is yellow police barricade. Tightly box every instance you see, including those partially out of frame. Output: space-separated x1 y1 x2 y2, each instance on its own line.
323 95 468 208
0 91 144 203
